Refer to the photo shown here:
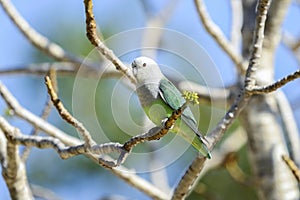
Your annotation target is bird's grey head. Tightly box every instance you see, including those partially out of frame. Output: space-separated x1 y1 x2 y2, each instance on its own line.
131 56 164 85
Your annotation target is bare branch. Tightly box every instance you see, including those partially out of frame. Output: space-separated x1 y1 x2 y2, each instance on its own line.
282 155 300 182
22 69 56 161
44 76 95 147
83 0 136 84
244 0 271 90
250 70 300 94
194 0 246 74
0 61 133 83
0 0 83 64
172 156 206 200
0 62 78 76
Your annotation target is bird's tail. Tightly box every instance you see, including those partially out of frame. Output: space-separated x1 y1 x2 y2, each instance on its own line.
178 129 212 159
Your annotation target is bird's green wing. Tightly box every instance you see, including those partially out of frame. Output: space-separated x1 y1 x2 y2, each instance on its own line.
158 78 198 127
159 78 211 158
158 78 184 110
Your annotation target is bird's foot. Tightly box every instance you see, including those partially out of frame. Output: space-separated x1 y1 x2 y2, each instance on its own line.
161 118 174 130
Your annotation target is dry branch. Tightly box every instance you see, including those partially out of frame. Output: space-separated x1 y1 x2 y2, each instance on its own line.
83 0 136 84
282 155 300 182
250 70 300 94
45 76 95 147
194 0 246 74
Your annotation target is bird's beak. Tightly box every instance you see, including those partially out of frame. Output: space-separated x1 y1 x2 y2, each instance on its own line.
131 61 137 76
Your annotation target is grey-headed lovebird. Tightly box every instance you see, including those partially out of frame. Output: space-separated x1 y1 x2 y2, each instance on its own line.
131 56 211 158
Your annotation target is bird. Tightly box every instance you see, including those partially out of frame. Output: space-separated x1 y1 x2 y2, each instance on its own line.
131 56 211 158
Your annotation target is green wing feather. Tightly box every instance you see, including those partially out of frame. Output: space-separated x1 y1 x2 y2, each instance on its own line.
158 78 211 158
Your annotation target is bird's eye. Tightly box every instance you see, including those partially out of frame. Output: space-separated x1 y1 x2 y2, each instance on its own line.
142 63 147 67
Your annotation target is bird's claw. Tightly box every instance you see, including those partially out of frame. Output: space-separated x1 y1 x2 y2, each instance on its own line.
161 118 174 130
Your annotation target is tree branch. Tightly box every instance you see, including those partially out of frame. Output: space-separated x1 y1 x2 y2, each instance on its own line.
194 0 246 74
44 76 95 147
244 0 271 90
83 0 136 84
22 68 57 162
250 70 300 94
282 155 300 182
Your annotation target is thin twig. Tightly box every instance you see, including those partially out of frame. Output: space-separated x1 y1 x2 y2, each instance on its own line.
194 0 246 74
250 70 300 94
21 69 57 161
282 155 300 182
0 62 77 76
44 76 95 147
0 61 132 83
83 0 136 84
172 1 271 198
244 0 271 90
